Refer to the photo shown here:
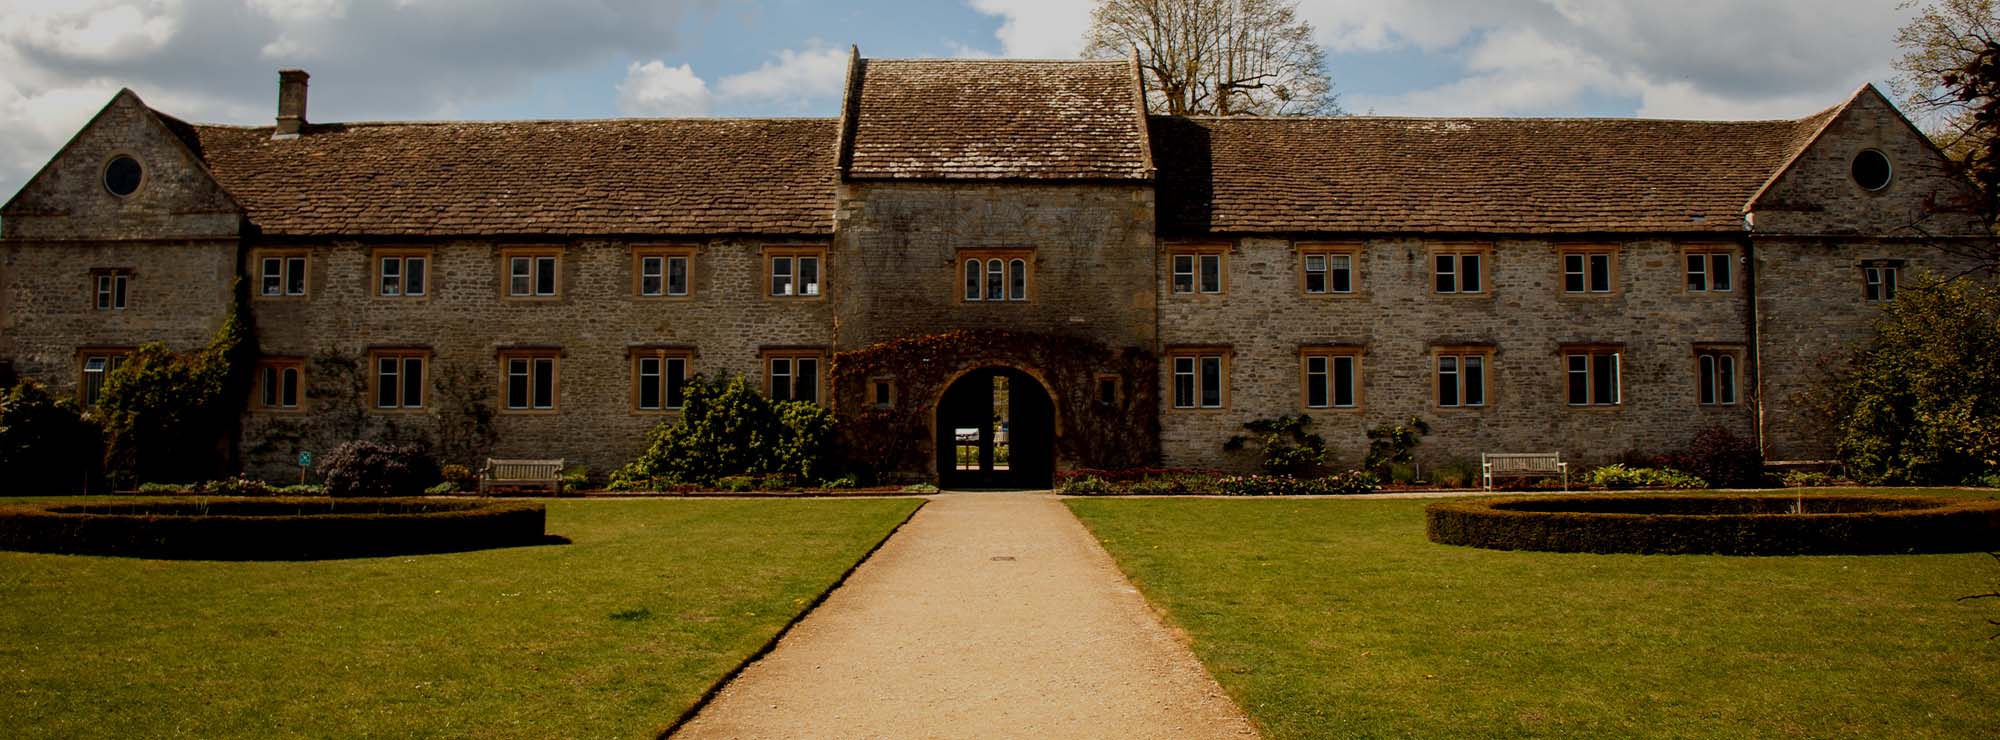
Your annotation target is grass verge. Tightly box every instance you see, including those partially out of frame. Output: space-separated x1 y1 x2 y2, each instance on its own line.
0 497 921 739
1068 490 2000 739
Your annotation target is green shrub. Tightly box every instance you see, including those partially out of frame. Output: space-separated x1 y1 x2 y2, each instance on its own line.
1831 274 2000 484
1427 494 2000 555
1973 470 2000 488
317 441 440 498
204 476 272 497
1662 426 1765 488
269 484 324 496
900 482 941 494
1128 477 1184 495
773 400 838 483
97 288 256 486
0 497 546 560
423 481 457 496
0 381 103 494
439 464 476 492
1431 461 1478 489
136 482 196 495
1223 415 1327 477
1780 470 1840 488
560 465 590 491
821 473 859 489
1215 472 1381 496
1364 417 1430 476
611 375 843 488
1585 464 1708 490
717 475 757 493
1056 475 1114 496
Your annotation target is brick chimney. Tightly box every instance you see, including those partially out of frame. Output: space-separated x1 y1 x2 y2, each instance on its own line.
273 69 309 140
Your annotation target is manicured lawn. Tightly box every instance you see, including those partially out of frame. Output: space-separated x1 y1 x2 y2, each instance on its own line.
1068 491 2000 739
0 497 921 739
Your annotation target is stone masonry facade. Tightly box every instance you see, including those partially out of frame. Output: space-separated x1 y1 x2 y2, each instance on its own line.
1 53 1989 484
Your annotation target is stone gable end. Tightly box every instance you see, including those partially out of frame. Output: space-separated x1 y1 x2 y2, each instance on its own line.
1749 85 1983 237
1 90 241 242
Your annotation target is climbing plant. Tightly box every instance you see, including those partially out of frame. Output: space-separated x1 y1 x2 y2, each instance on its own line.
98 279 258 485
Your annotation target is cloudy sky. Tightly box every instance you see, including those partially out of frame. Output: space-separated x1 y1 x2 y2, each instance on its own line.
1 0 1921 201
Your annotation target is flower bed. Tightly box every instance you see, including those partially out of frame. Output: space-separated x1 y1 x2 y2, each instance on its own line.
0 497 549 560
1056 469 1380 496
1426 493 2000 555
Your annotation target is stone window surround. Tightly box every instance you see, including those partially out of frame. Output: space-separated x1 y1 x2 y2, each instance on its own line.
632 246 696 299
1557 244 1619 297
500 246 563 300
367 347 431 412
958 248 1034 303
498 346 562 414
254 356 307 412
869 375 898 408
1166 345 1232 410
764 246 826 300
1683 245 1737 293
1297 243 1362 297
91 268 131 310
1095 373 1123 406
1694 344 1744 407
1432 344 1494 410
373 247 433 299
1299 344 1365 411
1431 244 1492 296
630 346 695 413
100 151 147 199
762 347 829 405
252 248 311 300
1561 342 1624 409
76 346 134 407
1167 243 1229 296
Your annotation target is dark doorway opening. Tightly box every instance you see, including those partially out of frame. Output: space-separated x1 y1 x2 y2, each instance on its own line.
936 367 1054 489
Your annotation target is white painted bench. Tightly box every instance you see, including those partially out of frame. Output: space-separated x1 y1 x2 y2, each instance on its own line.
1481 452 1568 491
479 458 565 494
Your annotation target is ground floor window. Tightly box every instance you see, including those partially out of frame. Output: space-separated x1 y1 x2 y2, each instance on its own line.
1697 348 1740 406
764 349 826 404
501 350 560 412
1434 348 1491 408
369 349 429 410
79 350 131 406
1301 347 1362 409
1168 349 1229 409
256 357 305 411
1565 347 1622 407
632 350 691 411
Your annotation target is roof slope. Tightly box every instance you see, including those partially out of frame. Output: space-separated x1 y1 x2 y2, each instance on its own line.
1150 109 1837 235
843 59 1152 181
188 118 837 237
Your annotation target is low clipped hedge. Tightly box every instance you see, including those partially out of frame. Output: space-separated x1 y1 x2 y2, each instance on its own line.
1426 494 2000 555
0 497 549 560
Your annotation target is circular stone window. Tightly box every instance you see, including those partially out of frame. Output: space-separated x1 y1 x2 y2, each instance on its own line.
1852 149 1892 191
103 155 144 197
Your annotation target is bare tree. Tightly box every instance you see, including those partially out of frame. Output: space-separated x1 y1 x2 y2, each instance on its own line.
1893 1 2000 272
1082 0 1338 116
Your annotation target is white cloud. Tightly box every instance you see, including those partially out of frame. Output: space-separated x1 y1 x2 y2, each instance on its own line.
715 45 848 106
616 60 712 116
965 0 1093 58
0 0 183 63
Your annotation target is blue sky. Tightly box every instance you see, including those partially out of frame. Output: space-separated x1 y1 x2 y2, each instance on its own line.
0 0 1922 200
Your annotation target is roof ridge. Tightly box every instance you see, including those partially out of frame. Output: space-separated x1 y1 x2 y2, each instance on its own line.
867 57 1126 64
1165 113 1817 125
192 116 839 130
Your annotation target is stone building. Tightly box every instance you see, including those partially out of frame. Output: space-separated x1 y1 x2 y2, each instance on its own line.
0 52 1985 486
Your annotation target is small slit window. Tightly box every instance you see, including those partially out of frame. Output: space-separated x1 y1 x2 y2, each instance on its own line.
1852 149 1892 191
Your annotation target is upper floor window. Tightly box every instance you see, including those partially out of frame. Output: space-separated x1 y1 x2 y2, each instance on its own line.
369 348 429 410
870 377 897 408
632 348 691 411
256 250 308 298
1301 347 1362 410
503 248 561 298
1686 248 1734 292
1864 262 1900 302
1168 348 1230 409
767 247 824 298
1433 246 1488 295
255 357 305 411
1299 245 1359 296
635 248 693 298
500 349 560 412
1435 347 1490 408
1564 346 1622 407
1696 347 1740 407
79 349 131 406
376 250 429 298
1560 247 1616 295
1169 246 1226 295
961 250 1031 302
764 349 826 404
93 270 129 310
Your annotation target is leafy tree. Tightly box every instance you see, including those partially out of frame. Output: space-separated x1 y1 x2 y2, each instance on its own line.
1083 0 1337 116
1223 414 1326 477
1832 273 2000 483
610 374 841 489
97 286 256 486
0 381 103 493
1895 1 2000 268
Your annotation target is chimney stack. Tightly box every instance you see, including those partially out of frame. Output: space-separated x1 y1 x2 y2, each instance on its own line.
274 69 309 140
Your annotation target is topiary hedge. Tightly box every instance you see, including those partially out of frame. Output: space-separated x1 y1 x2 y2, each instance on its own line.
0 497 548 560
1426 494 2000 555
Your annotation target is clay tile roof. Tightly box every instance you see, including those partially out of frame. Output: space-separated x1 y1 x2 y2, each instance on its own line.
1150 108 1839 236
843 59 1152 181
186 117 837 237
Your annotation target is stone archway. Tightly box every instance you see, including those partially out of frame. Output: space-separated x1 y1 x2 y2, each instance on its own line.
935 367 1055 489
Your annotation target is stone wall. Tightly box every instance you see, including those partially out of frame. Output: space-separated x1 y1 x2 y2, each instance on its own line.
238 237 834 480
1158 236 1757 472
0 239 236 389
1 91 240 243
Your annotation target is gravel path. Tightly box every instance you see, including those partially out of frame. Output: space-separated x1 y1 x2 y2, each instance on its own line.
672 492 1259 739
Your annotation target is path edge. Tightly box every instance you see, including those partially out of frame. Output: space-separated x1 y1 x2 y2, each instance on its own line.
654 496 930 739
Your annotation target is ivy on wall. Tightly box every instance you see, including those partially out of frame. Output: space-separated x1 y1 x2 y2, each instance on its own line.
99 278 258 485
830 329 1159 482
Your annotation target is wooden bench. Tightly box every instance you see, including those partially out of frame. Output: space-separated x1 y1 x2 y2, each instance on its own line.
479 458 565 495
1481 452 1568 491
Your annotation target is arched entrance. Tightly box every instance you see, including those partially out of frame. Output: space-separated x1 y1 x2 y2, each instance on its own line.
936 367 1055 489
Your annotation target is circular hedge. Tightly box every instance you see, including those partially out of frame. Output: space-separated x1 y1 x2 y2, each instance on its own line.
0 497 549 560
1426 494 2000 555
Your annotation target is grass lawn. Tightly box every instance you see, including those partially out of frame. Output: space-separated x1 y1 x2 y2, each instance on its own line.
1068 491 2000 739
0 497 921 739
